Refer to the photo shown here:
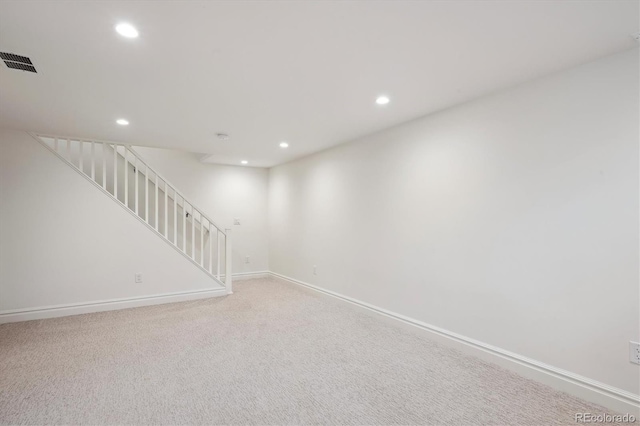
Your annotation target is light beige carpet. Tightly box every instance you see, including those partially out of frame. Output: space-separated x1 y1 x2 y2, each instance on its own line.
0 277 620 425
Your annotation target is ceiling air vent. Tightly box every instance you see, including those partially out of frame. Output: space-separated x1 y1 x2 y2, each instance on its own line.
0 52 36 73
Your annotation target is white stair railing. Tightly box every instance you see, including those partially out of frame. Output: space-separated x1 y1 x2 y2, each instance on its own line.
31 133 232 294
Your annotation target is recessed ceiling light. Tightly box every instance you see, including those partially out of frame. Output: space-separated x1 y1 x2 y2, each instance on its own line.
241 160 248 165
115 23 139 38
376 96 390 105
116 119 129 126
216 133 230 140
279 142 289 148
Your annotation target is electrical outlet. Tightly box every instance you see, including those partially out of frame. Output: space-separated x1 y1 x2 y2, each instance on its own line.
135 273 142 284
630 341 640 365
313 265 317 275
245 256 250 264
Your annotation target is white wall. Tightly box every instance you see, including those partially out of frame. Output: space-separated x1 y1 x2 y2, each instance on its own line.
0 129 222 312
133 147 269 274
268 49 640 395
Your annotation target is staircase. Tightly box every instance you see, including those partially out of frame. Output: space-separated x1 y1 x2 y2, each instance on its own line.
32 133 232 294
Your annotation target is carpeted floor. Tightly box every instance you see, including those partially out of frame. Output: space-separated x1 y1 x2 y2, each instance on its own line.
0 277 619 425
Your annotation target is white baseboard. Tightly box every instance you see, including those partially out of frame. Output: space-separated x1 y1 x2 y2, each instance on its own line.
230 271 270 281
0 272 267 324
0 287 228 324
268 271 640 415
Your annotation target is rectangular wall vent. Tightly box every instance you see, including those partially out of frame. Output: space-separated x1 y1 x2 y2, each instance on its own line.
0 52 32 64
4 61 37 73
1 51 37 73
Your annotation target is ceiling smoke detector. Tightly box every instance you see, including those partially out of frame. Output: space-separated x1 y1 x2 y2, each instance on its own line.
633 32 640 42
0 52 36 73
216 133 230 140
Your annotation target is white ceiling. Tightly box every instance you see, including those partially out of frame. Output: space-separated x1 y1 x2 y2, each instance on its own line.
0 1 637 168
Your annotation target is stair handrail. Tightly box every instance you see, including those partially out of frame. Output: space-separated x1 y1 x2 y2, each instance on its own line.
33 132 226 236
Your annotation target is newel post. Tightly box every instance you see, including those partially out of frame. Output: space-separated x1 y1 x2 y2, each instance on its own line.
225 228 232 294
